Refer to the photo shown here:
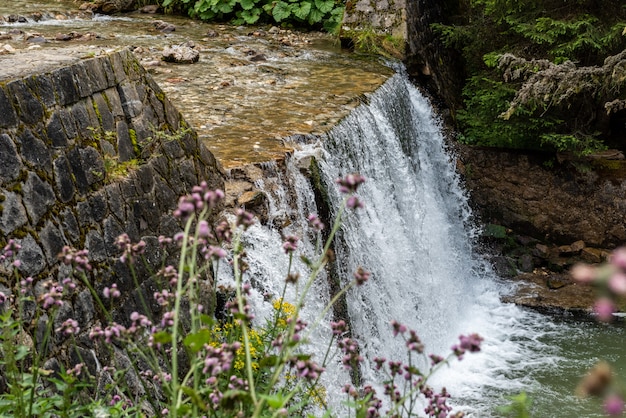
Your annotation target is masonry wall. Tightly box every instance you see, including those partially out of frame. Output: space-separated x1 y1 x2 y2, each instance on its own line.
0 49 223 378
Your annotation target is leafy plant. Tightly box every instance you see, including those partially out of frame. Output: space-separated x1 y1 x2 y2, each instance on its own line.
0 176 484 417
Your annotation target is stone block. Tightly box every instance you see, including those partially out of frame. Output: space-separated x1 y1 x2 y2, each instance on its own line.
6 79 45 125
22 171 55 225
0 190 28 235
85 229 107 262
74 289 95 330
53 66 81 106
71 101 95 140
39 220 66 264
104 87 124 118
103 215 125 256
105 183 126 223
118 83 143 118
28 74 57 109
153 178 177 213
47 112 69 148
73 62 93 98
84 58 109 92
88 191 108 222
18 129 52 171
67 147 89 195
93 93 115 132
135 165 155 194
16 234 46 277
80 146 105 186
108 52 127 84
76 200 92 228
0 87 18 129
0 133 23 183
163 97 181 129
59 208 80 246
52 154 75 203
116 120 136 162
148 90 165 123
58 108 78 140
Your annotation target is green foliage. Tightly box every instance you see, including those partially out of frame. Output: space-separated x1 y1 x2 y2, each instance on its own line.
434 0 626 155
497 392 533 417
161 0 344 31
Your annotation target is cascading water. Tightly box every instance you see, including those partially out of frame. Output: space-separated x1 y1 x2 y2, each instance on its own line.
219 71 625 416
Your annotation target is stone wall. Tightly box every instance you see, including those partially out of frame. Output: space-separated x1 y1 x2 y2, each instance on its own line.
341 0 464 110
0 49 223 373
458 146 626 249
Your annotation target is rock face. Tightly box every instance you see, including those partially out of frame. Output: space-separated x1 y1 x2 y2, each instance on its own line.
0 48 223 364
458 147 626 249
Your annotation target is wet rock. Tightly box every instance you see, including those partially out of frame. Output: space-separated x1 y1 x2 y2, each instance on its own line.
0 44 14 55
206 29 219 38
26 35 47 44
140 4 160 13
56 33 73 41
7 15 27 23
162 44 199 64
154 20 176 33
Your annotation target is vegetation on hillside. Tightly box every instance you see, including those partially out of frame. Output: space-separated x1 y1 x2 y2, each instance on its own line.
433 0 626 155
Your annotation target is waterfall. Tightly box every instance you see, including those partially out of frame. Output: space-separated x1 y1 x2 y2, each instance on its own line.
220 71 610 416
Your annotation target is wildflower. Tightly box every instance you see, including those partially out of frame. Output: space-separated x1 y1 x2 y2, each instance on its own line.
215 220 232 244
56 318 80 336
307 213 325 232
604 394 625 416
158 265 178 286
286 272 300 284
67 363 84 376
336 173 366 194
373 357 386 370
12 259 21 268
608 272 626 295
204 245 227 260
406 329 424 353
610 247 626 270
116 234 146 264
570 263 598 284
39 281 64 310
0 292 6 305
354 267 370 285
346 195 365 209
391 320 407 337
282 235 299 254
197 220 213 239
59 246 92 272
331 320 347 336
594 297 616 322
429 354 444 366
1 239 20 260
289 358 325 381
103 283 121 299
452 333 483 359
235 208 255 230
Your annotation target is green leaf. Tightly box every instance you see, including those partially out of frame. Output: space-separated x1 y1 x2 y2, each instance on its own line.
314 0 334 14
152 331 172 344
181 386 207 410
240 0 255 11
259 393 287 409
216 0 234 14
241 8 262 24
308 7 324 24
272 1 292 22
292 2 311 20
199 314 215 326
183 329 212 353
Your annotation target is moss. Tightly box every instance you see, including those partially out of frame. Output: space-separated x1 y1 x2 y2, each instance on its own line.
92 98 103 126
129 128 140 156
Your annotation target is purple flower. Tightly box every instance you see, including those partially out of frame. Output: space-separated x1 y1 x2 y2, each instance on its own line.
391 320 407 337
354 267 370 285
307 214 325 232
346 195 365 209
336 173 366 194
235 208 255 230
608 272 626 295
604 394 625 416
331 320 347 336
103 283 121 299
59 246 92 272
56 318 80 336
594 297 616 322
282 235 299 254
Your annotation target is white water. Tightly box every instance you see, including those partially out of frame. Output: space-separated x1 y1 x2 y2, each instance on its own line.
220 72 624 416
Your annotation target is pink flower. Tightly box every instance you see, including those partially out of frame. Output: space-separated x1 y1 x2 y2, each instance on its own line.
594 297 616 322
604 394 625 416
570 264 597 284
608 272 626 295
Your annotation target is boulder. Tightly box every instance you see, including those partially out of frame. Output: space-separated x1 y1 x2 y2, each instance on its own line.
162 45 199 64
